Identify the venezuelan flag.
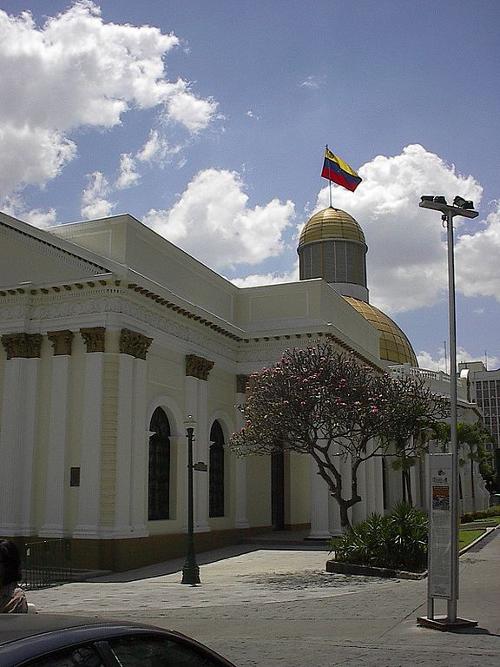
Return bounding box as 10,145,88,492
321,148,362,192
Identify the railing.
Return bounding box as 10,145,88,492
388,364,469,401
21,539,72,589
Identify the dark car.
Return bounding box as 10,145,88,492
0,615,237,667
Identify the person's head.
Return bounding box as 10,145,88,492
0,540,22,586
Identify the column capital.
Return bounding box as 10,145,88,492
48,330,74,356
119,328,153,360
80,327,106,353
1,333,42,359
236,374,249,394
185,354,214,381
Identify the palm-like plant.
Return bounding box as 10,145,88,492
333,502,428,571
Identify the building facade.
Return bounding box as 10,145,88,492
0,207,488,570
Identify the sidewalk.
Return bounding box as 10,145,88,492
26,530,500,666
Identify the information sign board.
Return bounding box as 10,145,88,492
428,453,453,599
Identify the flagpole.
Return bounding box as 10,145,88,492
326,144,332,208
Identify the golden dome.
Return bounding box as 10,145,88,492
298,207,365,246
343,297,418,367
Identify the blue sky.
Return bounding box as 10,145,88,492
1,1,499,369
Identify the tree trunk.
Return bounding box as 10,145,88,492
403,470,413,506
470,457,476,512
337,497,352,532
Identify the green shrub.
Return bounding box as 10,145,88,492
332,502,428,572
461,505,500,523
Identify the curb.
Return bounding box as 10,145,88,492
459,525,497,556
325,560,426,580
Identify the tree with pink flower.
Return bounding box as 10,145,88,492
230,343,448,530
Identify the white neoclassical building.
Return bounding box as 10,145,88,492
0,207,488,570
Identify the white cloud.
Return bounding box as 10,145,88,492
0,126,76,199
1,193,57,228
230,264,299,288
115,153,140,190
23,208,57,228
137,129,170,163
315,144,483,313
81,171,114,219
0,2,217,198
246,110,260,120
299,75,325,89
417,348,499,372
164,84,218,133
455,202,500,300
143,168,294,270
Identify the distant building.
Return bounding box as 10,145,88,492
459,361,500,487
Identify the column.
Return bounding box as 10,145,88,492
40,330,74,537
372,454,385,515
341,453,353,528
352,458,367,524
115,329,153,536
130,357,149,535
185,354,214,533
308,453,332,539
364,447,377,515
0,333,42,535
73,327,105,538
234,375,249,528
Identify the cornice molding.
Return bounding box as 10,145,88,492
119,328,153,360
80,327,106,353
47,329,74,356
24,292,238,360
186,354,214,381
1,333,43,359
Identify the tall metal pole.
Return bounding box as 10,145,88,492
182,425,200,585
417,195,477,630
445,210,459,622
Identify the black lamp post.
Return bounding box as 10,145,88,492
182,415,203,585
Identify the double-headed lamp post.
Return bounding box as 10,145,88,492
418,195,478,629
181,415,207,585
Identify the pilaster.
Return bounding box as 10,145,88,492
40,331,74,537
308,456,332,539
234,375,249,528
0,333,41,535
130,358,149,535
114,329,152,536
73,328,105,538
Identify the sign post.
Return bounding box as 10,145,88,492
418,453,477,629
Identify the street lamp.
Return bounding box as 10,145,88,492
418,195,478,630
181,415,207,585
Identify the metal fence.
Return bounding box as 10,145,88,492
21,539,72,589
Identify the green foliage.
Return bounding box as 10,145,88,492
461,506,500,523
333,502,428,572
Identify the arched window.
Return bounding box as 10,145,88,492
148,407,171,521
209,420,225,517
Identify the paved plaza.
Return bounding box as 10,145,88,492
25,531,500,666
